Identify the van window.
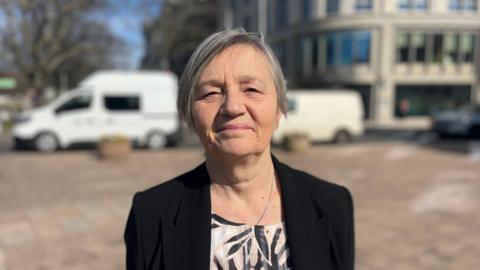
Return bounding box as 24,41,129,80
104,96,140,111
55,95,92,114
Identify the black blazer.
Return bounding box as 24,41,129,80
124,155,355,270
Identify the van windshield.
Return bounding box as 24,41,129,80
55,94,92,114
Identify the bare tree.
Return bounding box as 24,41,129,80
141,0,218,76
0,0,125,97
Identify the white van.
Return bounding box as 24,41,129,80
13,71,179,152
272,90,364,144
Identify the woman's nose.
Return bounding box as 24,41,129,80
220,91,245,117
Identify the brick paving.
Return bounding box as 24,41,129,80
0,139,479,269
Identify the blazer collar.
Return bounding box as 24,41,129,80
161,163,212,270
272,155,330,269
161,155,330,270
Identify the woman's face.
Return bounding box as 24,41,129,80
192,44,281,158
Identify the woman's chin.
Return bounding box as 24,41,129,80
208,141,267,158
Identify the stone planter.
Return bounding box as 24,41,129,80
97,136,132,160
283,133,310,152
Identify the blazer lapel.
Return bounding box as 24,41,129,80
161,163,212,270
273,156,331,269
161,158,331,270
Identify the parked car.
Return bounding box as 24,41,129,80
430,103,480,139
272,89,364,144
13,71,179,152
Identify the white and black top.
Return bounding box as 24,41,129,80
210,213,292,270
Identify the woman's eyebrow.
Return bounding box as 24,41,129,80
239,75,265,87
197,79,225,89
238,75,257,83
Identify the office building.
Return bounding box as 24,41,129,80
219,0,480,125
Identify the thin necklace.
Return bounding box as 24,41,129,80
254,170,275,226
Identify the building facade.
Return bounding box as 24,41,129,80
219,0,480,125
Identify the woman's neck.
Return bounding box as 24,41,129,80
206,149,283,225
206,149,274,199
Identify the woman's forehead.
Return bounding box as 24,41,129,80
198,44,273,84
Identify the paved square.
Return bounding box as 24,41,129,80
0,138,479,269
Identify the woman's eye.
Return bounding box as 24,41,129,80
245,88,260,93
201,91,221,99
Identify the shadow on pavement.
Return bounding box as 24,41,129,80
363,128,480,155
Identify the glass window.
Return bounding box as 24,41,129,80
327,32,337,66
327,0,340,14
242,16,251,31
276,0,288,29
412,33,427,62
104,96,140,111
340,32,353,65
302,0,312,21
432,34,444,63
398,0,429,11
325,30,371,67
353,31,371,63
311,37,319,69
232,0,239,26
272,43,288,73
267,0,274,33
449,0,478,10
398,0,410,10
397,31,475,65
449,0,461,9
460,34,475,62
318,34,327,68
415,0,428,10
397,32,410,62
356,0,373,10
445,34,460,64
395,85,471,116
464,0,477,10
296,39,306,74
55,95,92,113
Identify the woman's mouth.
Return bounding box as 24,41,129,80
217,124,252,132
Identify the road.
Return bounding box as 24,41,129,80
0,132,479,269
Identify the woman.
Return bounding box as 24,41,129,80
124,29,355,270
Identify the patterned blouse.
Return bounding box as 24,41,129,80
210,213,292,270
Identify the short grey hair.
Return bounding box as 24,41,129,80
177,28,288,130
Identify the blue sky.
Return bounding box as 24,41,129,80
106,0,161,69
108,14,145,68
0,0,160,69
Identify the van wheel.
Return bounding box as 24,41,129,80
34,132,59,152
334,130,352,144
146,131,166,149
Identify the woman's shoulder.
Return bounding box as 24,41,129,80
274,155,349,197
292,168,350,199
282,163,353,215
287,165,354,242
131,162,207,213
